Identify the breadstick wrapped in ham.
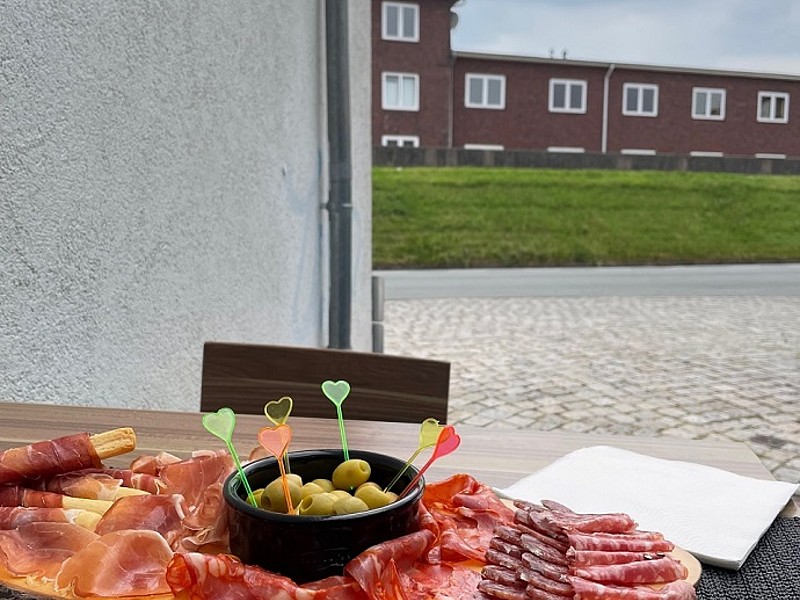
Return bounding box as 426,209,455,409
0,483,114,515
0,428,136,485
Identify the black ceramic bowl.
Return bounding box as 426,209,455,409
223,449,424,583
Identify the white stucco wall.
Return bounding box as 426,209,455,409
0,1,372,411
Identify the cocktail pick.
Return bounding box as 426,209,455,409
258,424,295,514
264,396,294,473
321,380,351,461
384,418,444,493
202,407,258,508
399,425,461,499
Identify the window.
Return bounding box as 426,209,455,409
692,87,726,120
757,91,789,123
381,135,420,148
382,72,419,111
463,143,504,151
549,79,587,113
465,74,506,109
623,84,659,117
382,2,419,42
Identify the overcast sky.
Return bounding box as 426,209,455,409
451,0,800,76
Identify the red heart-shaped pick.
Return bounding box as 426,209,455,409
258,424,293,459
431,425,461,460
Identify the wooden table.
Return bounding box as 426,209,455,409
0,400,789,493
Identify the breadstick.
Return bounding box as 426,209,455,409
73,510,102,531
89,428,137,459
113,487,150,499
61,496,114,515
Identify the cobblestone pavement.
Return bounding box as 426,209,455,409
383,296,800,486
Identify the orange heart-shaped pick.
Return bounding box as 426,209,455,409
264,396,293,426
258,424,293,459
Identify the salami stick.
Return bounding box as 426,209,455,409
0,428,136,485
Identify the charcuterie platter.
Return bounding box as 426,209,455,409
0,404,703,600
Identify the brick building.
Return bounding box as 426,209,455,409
372,0,800,159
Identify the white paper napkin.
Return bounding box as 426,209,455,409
497,445,798,570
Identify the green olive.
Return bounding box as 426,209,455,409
285,473,303,486
260,477,303,513
386,491,398,503
356,481,380,492
328,490,352,501
333,495,370,515
251,488,265,506
301,482,326,498
354,485,394,509
310,478,335,493
298,492,337,516
332,459,371,490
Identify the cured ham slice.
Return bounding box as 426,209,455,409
93,467,163,494
94,495,186,545
157,450,234,508
130,451,183,476
573,557,688,585
422,473,515,563
55,529,174,597
0,522,98,579
0,506,85,529
0,433,102,485
176,481,229,552
569,577,697,599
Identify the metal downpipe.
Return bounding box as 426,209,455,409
325,0,353,349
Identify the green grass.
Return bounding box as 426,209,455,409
372,167,800,268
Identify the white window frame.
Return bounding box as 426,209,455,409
622,83,659,117
463,143,504,151
464,73,506,110
547,146,585,153
549,79,587,114
381,135,420,148
692,87,726,121
757,91,789,123
381,2,419,43
381,72,419,111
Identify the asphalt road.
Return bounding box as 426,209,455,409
375,263,800,300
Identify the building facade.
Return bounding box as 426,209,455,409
373,1,800,159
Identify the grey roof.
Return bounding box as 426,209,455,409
453,50,800,82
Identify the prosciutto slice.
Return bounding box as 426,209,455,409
0,522,99,579
42,471,127,500
92,467,164,494
55,529,174,597
95,495,186,544
0,433,102,485
0,506,84,529
422,473,515,563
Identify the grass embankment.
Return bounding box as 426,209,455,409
372,167,800,268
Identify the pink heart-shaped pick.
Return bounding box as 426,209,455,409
258,425,293,459
431,425,461,460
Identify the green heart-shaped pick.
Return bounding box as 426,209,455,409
265,396,293,426
202,407,236,442
321,380,351,407
419,418,444,449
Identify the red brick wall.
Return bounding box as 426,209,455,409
607,69,800,156
452,58,606,151
372,0,456,147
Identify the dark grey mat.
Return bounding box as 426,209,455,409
697,517,800,600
